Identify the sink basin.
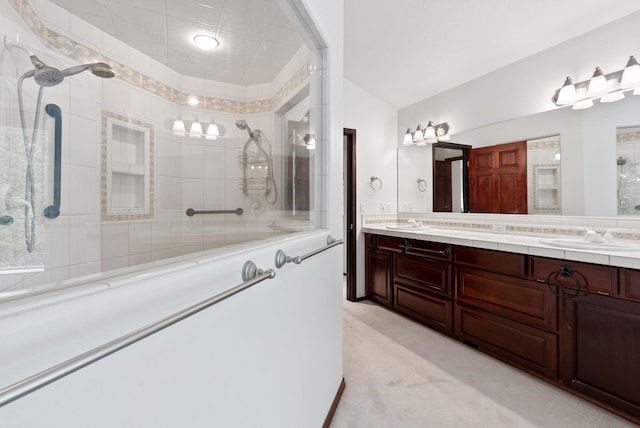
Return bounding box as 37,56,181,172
386,224,428,230
539,238,640,251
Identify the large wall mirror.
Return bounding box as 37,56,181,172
398,95,640,217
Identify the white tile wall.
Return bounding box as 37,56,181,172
1,0,320,293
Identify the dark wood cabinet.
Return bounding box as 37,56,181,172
392,239,453,333
561,293,640,420
456,305,558,378
364,233,640,424
365,245,394,307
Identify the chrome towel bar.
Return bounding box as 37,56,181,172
275,235,343,268
186,208,243,216
0,261,274,408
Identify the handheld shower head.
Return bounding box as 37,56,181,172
617,155,628,166
236,119,254,137
61,62,115,79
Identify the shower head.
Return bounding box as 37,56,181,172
24,54,115,87
617,155,628,166
236,119,254,137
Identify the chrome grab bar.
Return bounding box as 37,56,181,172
186,208,243,216
0,261,275,408
275,235,343,268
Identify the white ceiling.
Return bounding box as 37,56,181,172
344,0,640,108
49,0,304,86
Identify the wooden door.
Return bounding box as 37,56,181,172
469,141,527,214
434,160,452,212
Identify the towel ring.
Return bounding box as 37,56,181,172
417,178,427,192
370,176,382,191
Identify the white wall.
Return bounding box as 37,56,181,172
343,79,397,296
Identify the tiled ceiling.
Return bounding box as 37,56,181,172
49,0,304,86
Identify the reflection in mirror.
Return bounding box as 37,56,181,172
617,126,640,215
398,144,430,212
433,143,469,213
399,95,640,217
527,136,561,214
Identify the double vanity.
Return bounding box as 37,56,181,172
363,216,640,423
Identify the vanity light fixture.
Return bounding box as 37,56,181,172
193,34,219,51
205,122,220,140
413,124,425,143
556,77,577,105
172,117,222,139
403,121,450,146
554,55,640,109
189,118,203,137
402,128,413,145
621,56,640,89
587,67,606,97
172,117,186,136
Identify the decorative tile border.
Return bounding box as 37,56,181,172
9,0,310,114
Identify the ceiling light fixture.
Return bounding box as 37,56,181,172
554,55,640,109
193,34,219,51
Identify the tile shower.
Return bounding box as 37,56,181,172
0,0,320,293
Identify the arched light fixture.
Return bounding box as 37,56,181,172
193,34,219,51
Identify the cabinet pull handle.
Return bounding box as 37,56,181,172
545,264,582,299
399,242,450,257
596,290,611,296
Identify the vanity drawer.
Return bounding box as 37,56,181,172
377,235,403,252
395,254,451,296
529,257,618,296
400,239,452,261
394,284,453,335
456,266,557,331
454,246,526,277
455,305,558,379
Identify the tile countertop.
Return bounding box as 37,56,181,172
362,225,640,269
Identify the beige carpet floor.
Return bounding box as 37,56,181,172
331,297,636,428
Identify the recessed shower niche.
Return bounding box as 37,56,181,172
101,109,155,221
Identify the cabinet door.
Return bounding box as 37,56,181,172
562,294,640,420
366,249,393,307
